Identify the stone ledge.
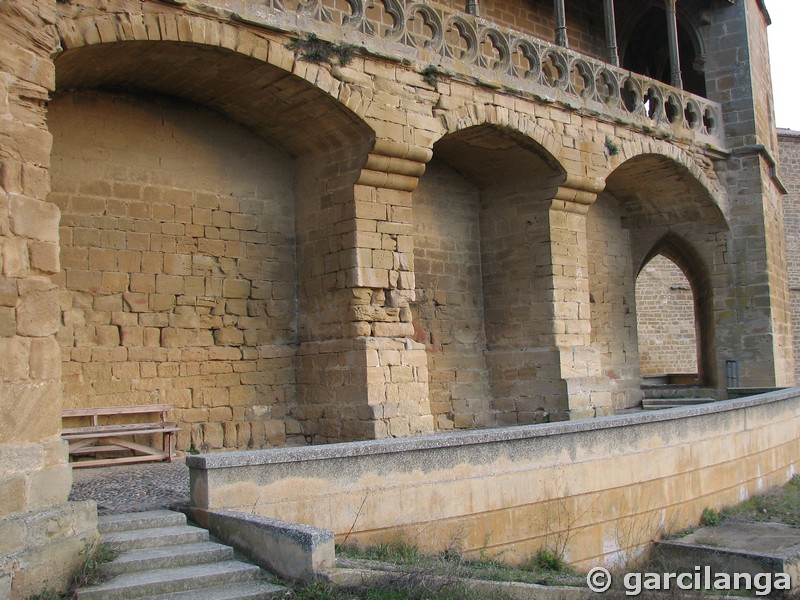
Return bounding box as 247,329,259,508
186,387,799,470
331,561,586,600
186,509,334,582
656,522,800,587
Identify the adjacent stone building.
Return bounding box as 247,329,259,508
779,129,800,383
1,0,794,596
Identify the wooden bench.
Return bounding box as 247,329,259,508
61,404,179,468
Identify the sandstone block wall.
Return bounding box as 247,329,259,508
779,130,800,382
704,0,795,386
0,3,97,599
413,159,492,430
635,254,698,376
49,91,297,451
2,0,796,592
31,0,788,448
586,194,640,409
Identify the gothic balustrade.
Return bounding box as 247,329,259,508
216,0,725,148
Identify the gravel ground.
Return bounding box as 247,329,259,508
68,459,190,515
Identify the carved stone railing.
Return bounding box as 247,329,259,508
195,0,726,148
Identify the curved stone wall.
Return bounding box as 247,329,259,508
188,388,800,568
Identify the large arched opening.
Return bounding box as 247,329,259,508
592,152,727,405
617,1,707,97
50,38,374,452
412,124,567,428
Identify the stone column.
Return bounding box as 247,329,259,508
0,2,98,598
350,140,435,439
554,0,569,47
664,0,683,88
703,0,794,386
294,139,435,443
603,0,619,66
548,181,604,418
482,177,603,423
466,0,479,16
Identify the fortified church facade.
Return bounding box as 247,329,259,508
0,0,792,596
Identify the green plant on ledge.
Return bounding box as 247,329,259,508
421,64,444,87
287,33,359,67
699,507,722,527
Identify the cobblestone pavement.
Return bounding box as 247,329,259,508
68,459,190,515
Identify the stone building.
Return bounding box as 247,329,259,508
1,0,793,596
779,129,800,382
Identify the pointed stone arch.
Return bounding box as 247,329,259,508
588,147,727,405
637,233,716,386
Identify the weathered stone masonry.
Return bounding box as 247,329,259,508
1,0,794,596
780,129,800,383
635,255,698,377
44,0,757,447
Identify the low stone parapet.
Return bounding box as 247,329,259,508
188,388,800,568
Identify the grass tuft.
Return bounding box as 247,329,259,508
722,474,800,526
527,547,569,573
699,507,722,527
338,541,582,592
338,541,421,564
287,33,359,67
27,542,118,600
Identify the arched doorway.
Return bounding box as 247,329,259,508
596,152,729,400
635,253,699,384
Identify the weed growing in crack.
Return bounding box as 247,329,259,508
288,33,359,67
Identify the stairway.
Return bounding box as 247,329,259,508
76,510,290,600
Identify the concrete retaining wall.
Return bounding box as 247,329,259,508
187,388,800,569
187,510,334,582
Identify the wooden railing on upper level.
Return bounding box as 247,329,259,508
178,0,726,148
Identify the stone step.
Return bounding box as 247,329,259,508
104,541,234,576
136,580,291,600
102,525,209,552
76,561,266,600
99,510,187,534
655,522,800,590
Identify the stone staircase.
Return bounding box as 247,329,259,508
75,510,291,600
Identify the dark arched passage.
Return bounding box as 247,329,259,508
618,2,707,97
